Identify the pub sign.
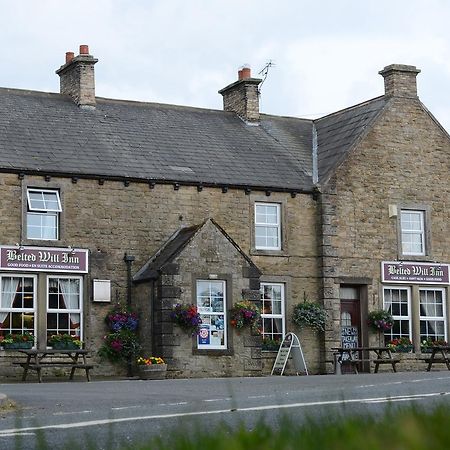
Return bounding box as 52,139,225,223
381,261,449,284
0,246,88,273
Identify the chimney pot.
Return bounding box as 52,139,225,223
65,52,75,64
219,65,262,123
241,67,251,79
56,45,98,107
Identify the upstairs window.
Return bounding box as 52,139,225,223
255,203,281,250
400,210,425,256
26,189,61,240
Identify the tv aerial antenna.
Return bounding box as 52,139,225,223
258,60,275,92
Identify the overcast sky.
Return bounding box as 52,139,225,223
3,0,450,130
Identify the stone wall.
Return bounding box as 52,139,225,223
0,173,321,378
321,95,450,371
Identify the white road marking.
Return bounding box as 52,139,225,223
0,433,36,437
0,391,448,437
358,375,450,389
53,410,92,416
204,398,232,402
363,398,424,404
111,406,141,411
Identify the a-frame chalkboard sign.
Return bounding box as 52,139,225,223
271,332,308,376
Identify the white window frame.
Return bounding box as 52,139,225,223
419,288,447,342
46,276,83,342
400,209,425,256
196,280,227,350
383,286,411,343
0,274,37,340
26,188,62,241
254,202,281,251
260,282,285,344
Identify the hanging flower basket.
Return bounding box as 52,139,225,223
367,310,394,332
229,301,261,333
292,301,326,332
171,304,202,335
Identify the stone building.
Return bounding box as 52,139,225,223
0,46,449,378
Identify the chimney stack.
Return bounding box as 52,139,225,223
379,64,420,98
56,45,98,107
219,65,262,123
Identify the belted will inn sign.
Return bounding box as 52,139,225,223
381,261,450,284
0,246,88,273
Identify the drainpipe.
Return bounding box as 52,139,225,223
124,253,135,377
124,253,135,306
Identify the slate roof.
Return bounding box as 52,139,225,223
0,88,313,192
0,87,390,190
133,223,203,282
133,219,261,282
315,96,390,182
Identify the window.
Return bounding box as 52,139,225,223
26,188,62,240
0,275,36,338
419,288,447,342
261,283,285,344
47,277,82,341
383,286,411,344
400,210,425,256
196,280,226,349
255,203,281,250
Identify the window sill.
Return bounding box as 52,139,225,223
251,248,288,257
192,348,234,356
399,255,432,262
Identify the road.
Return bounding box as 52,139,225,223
1,371,450,449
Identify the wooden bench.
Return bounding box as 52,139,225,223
419,346,450,371
15,349,94,383
332,347,399,374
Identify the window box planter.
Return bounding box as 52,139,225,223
3,342,33,350
51,341,80,350
392,345,414,353
137,363,167,380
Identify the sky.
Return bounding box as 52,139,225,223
2,0,450,129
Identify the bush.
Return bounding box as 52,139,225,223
99,329,141,363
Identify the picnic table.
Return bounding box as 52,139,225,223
331,346,400,374
15,348,93,382
422,345,450,371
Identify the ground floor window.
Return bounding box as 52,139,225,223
47,276,82,341
0,275,36,337
419,288,446,342
383,286,411,344
196,280,226,350
0,273,83,347
261,282,285,346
